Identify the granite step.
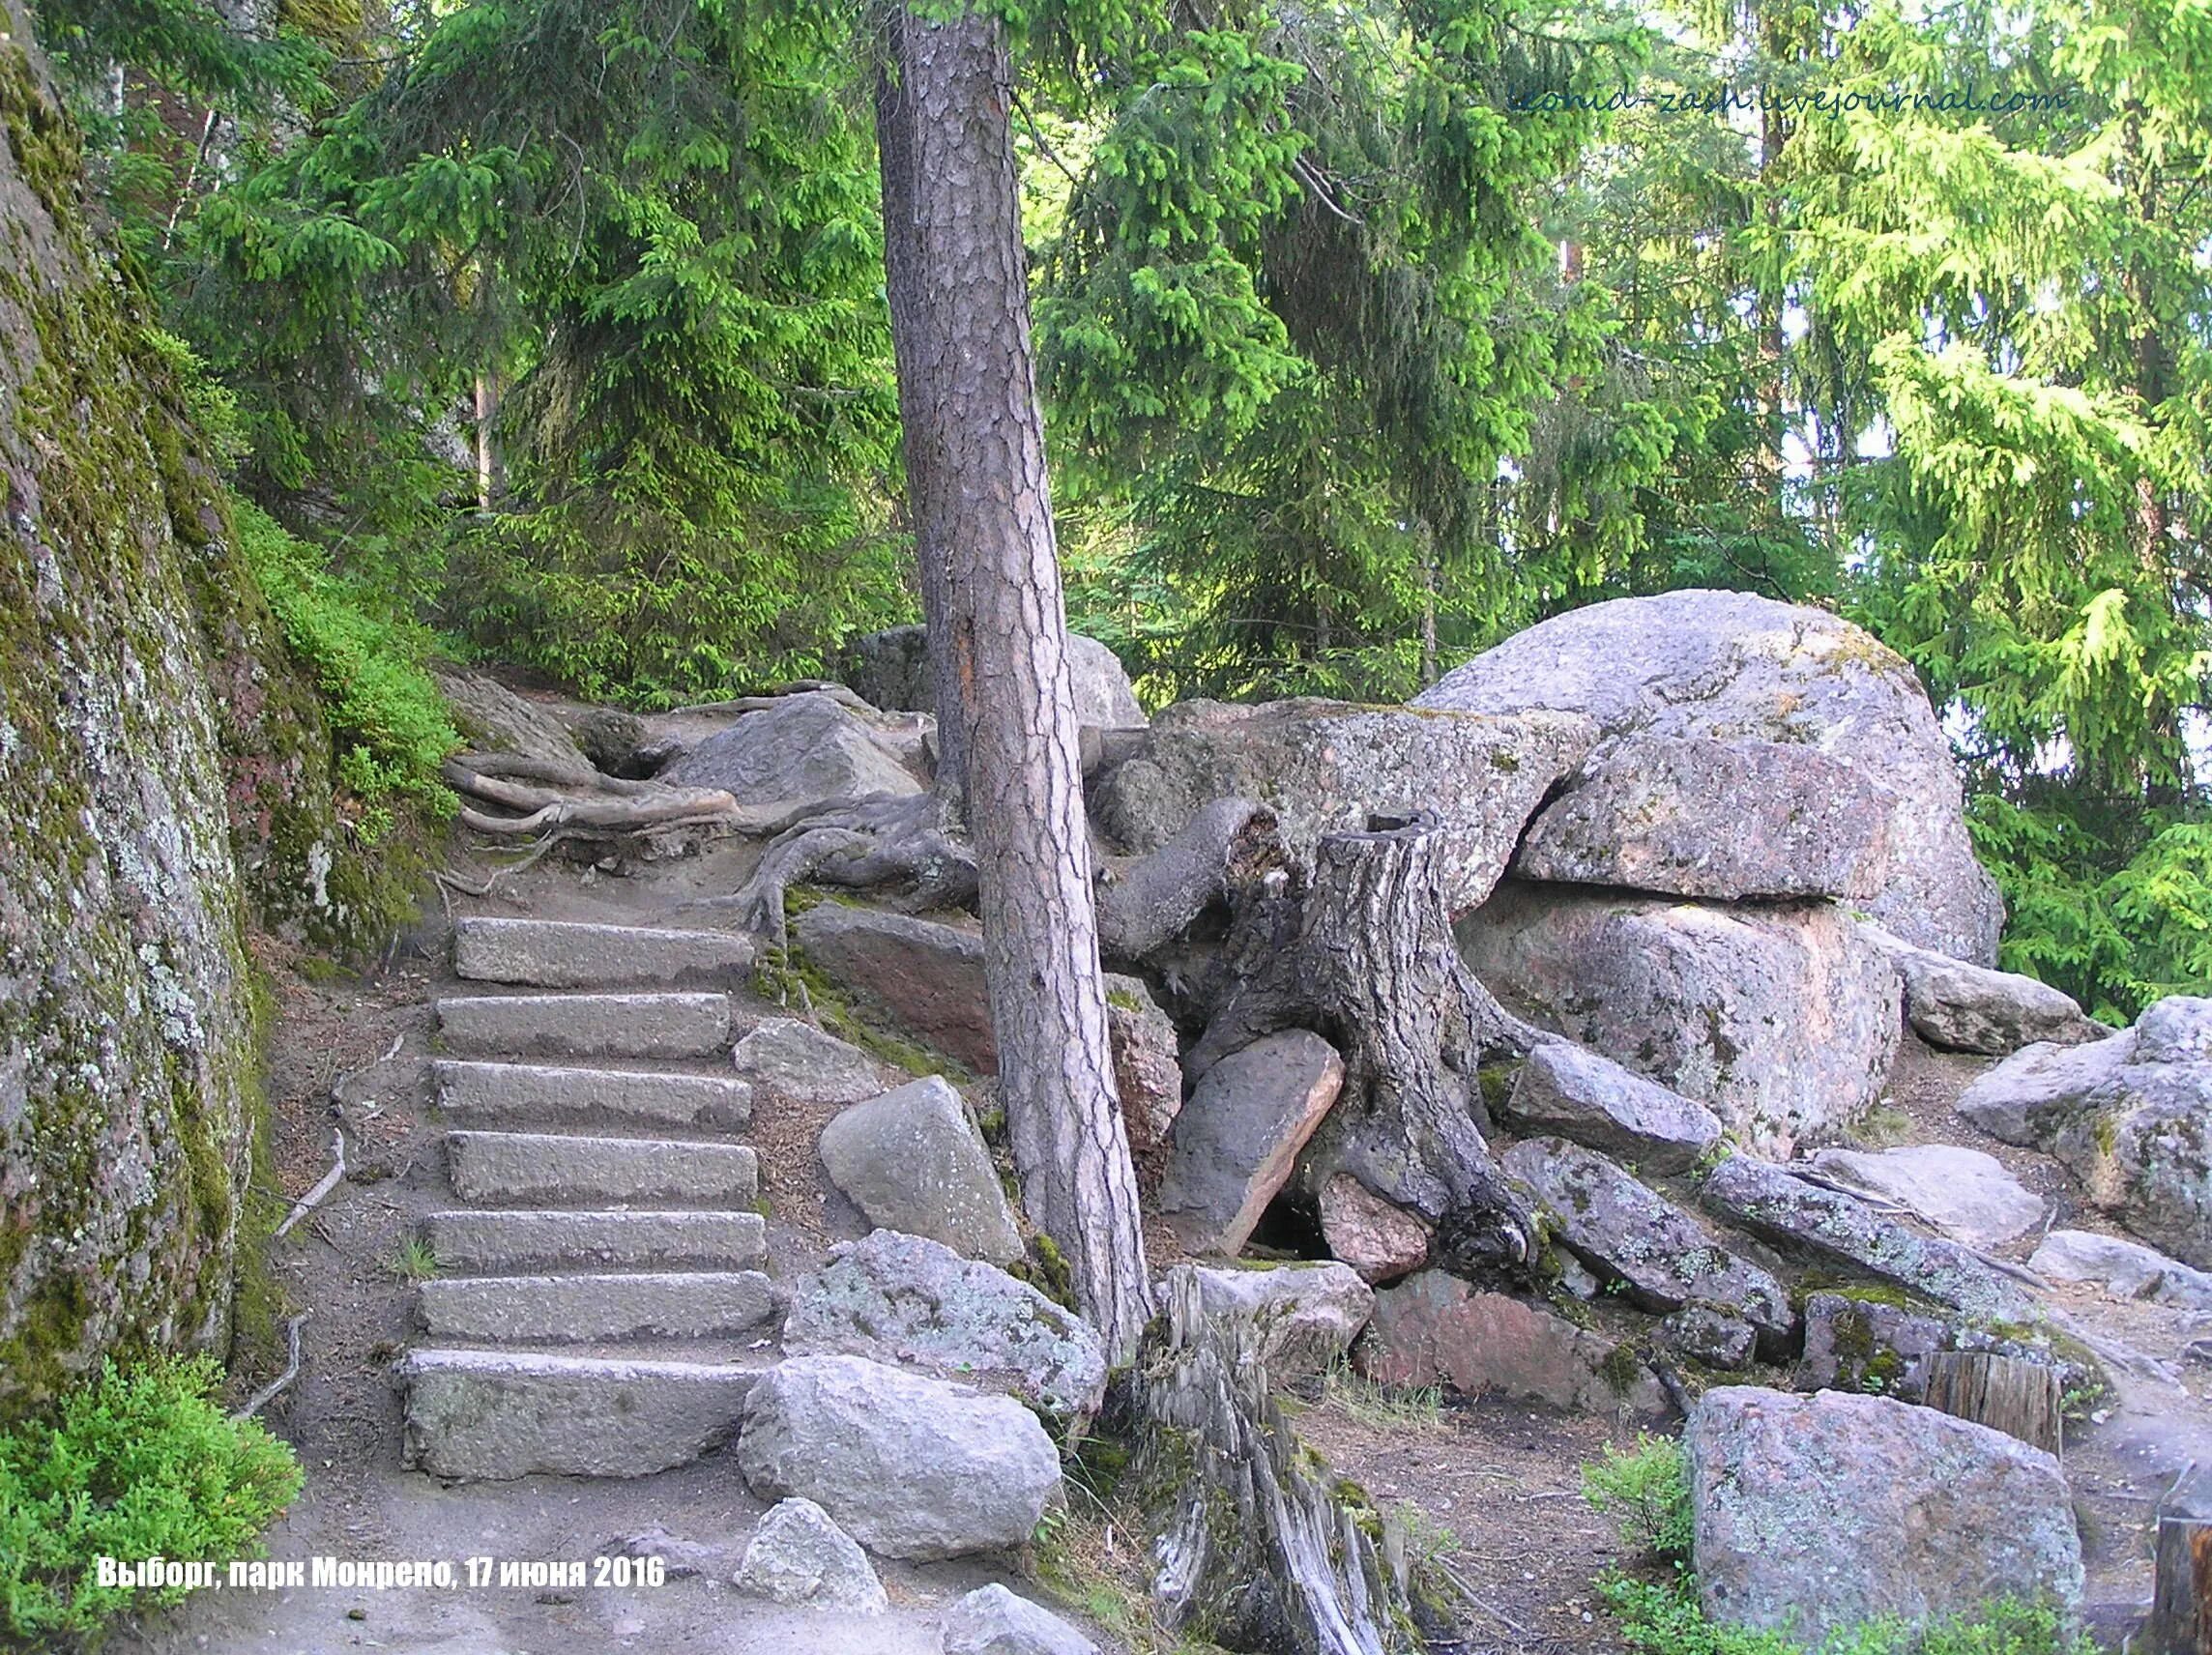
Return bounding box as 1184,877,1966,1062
416,1270,780,1345
434,993,731,1060
431,1060,751,1128
419,1208,769,1274
445,1130,758,1206
453,916,756,991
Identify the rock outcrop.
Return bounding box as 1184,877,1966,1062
1361,1271,1669,1414
1414,589,2003,962
1958,998,2212,1266
2029,1228,2212,1310
793,904,994,1073
1684,1386,2081,1642
1861,924,2105,1055
659,690,920,815
1462,884,1901,1158
1804,1144,2046,1250
1092,698,1597,912
1498,1042,1723,1174
840,624,1147,730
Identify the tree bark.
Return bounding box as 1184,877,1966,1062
873,1,1152,1359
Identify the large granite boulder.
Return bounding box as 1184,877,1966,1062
1415,590,2002,962
435,668,585,767
732,1497,888,1613
1684,1387,2081,1643
737,1355,1062,1561
1461,884,1901,1159
794,904,994,1073
1499,1042,1723,1174
1174,1261,1375,1382
1157,1031,1346,1254
1091,698,1597,913
659,691,921,814
1516,735,1894,902
1860,925,2105,1055
817,1078,1023,1265
1804,1144,2046,1250
1700,1156,2030,1321
1958,998,2212,1267
783,1231,1107,1419
841,624,1146,729
1361,1271,1669,1414
1500,1139,1791,1344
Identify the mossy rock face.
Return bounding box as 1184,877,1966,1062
0,12,356,1418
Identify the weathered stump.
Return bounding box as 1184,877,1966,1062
2153,1462,2212,1655
1125,1269,1419,1654
1190,812,1538,1276
1922,1350,2063,1454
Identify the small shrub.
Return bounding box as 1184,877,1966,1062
1595,1577,2093,1655
0,1355,303,1640
1582,1433,1694,1562
384,1238,439,1281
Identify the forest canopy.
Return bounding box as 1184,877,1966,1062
38,0,2212,1019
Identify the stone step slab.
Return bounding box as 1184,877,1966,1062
420,1209,769,1273
432,1060,751,1128
454,916,756,990
399,1349,761,1479
416,1271,780,1344
435,993,731,1060
446,1131,758,1206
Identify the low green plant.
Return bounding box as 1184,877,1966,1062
1582,1433,1694,1562
1595,1577,2092,1655
0,1355,303,1640
232,497,458,818
385,1238,440,1281
1319,1358,1445,1431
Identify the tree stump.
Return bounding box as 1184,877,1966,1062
1125,1269,1418,1655
1921,1351,2063,1455
2153,1462,2212,1655
1191,812,1539,1276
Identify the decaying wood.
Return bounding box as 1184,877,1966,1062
1095,797,1279,963
1922,1350,2063,1454
1189,812,1541,1277
1126,1269,1419,1655
231,1313,309,1423
275,1129,346,1240
2153,1461,2212,1655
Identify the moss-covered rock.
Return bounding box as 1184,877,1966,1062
0,6,367,1416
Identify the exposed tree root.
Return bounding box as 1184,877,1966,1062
697,791,977,935
1095,796,1280,964
444,752,796,839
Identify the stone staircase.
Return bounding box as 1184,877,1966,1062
396,916,784,1480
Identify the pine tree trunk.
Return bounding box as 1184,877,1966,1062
874,1,1152,1359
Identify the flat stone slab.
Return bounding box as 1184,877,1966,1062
446,1131,758,1206
435,993,732,1060
420,1209,768,1273
2029,1228,2212,1311
432,1060,752,1127
1158,1031,1345,1255
1500,1041,1722,1174
417,1271,779,1343
400,1349,760,1479
1806,1144,2046,1250
454,916,756,990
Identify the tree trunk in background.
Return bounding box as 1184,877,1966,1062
873,1,1153,1359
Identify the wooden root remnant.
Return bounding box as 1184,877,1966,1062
1126,1269,1419,1655
1190,810,1540,1278
2153,1461,2212,1655
1921,1350,2063,1455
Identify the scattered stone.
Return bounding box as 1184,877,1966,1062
1959,1000,2212,1268
737,1355,1062,1561
1555,1254,1603,1301
1684,1386,2082,1643
1860,924,2105,1054
732,1018,895,1106
794,904,995,1073
1174,1261,1375,1382
1806,1145,2047,1250
1413,589,2004,962
454,916,756,991
784,1231,1107,1418
940,1584,1100,1655
599,1525,737,1582
2028,1230,2212,1311
659,691,921,817
1361,1271,1669,1414
1517,735,1893,902
1700,1155,2030,1321
1091,697,1597,912
1319,1175,1431,1285
818,1078,1023,1266
1500,1139,1791,1341
1158,1031,1346,1254
1461,884,1901,1160
733,1497,888,1614
1499,1042,1723,1174
1796,1292,2093,1407
840,624,1145,730
1104,973,1182,1156
1659,1307,1759,1370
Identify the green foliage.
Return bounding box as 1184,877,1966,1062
232,497,457,820
1582,1433,1694,1563
1595,1577,2092,1655
0,1355,302,1640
